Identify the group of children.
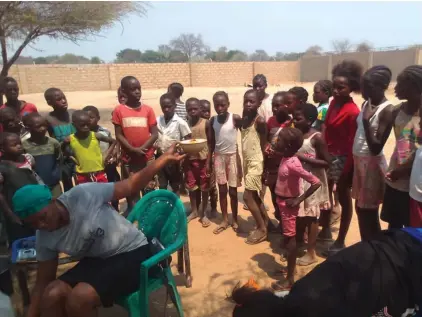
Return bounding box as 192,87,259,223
1,61,422,295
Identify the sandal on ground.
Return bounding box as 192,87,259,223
296,256,318,267
245,230,267,245
213,223,230,235
201,217,211,228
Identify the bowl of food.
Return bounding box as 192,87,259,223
178,139,207,154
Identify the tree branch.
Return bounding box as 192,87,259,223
1,28,38,76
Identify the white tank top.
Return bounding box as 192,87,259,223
213,113,237,154
353,99,391,156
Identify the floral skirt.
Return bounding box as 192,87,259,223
352,155,387,209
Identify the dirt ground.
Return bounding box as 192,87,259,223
17,84,398,317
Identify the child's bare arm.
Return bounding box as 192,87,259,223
297,134,331,168
205,120,212,173
256,116,267,154
140,125,158,152
209,117,216,156
233,114,243,129
114,125,137,153
363,104,394,156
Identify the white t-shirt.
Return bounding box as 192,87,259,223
156,113,191,152
258,94,273,123
410,147,422,202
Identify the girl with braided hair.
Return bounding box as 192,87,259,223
381,65,422,229
352,65,394,241
323,60,363,256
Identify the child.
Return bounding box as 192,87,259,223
210,91,242,234
312,80,333,132
185,98,212,227
293,103,331,266
83,105,121,210
352,66,394,241
283,90,301,115
156,93,191,194
252,74,273,211
168,82,189,196
44,87,76,192
241,90,268,244
288,86,309,104
381,65,422,229
272,127,321,291
254,74,273,123
168,82,187,122
112,76,158,214
22,113,62,198
200,99,218,216
65,110,116,184
263,91,292,229
0,107,30,141
0,133,39,244
0,77,37,125
323,60,363,256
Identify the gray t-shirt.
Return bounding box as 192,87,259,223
36,183,147,261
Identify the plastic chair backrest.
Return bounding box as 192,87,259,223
127,190,187,248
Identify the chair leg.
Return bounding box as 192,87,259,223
183,237,192,288
137,283,150,317
166,271,184,317
177,248,184,274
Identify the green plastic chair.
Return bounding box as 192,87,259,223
117,190,187,317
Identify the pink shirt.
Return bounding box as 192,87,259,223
275,156,320,198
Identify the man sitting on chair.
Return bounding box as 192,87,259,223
11,144,185,317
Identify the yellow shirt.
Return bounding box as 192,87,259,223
69,132,104,174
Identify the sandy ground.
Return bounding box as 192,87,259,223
16,84,399,317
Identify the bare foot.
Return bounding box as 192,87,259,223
187,212,199,223
200,216,211,228
297,252,318,266
231,221,239,232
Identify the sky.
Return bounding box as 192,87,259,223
21,1,422,62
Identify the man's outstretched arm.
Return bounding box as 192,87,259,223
112,144,185,201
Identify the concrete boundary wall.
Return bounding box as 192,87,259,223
8,61,298,94
300,48,422,82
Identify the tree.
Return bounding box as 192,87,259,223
304,45,323,56
15,56,33,64
56,53,90,64
168,50,189,63
249,49,270,61
170,33,208,61
0,1,148,77
116,49,143,63
158,44,172,60
332,39,353,54
33,56,48,64
355,41,373,52
274,52,285,61
90,56,102,64
140,50,166,63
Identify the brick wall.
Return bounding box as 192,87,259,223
8,61,299,94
